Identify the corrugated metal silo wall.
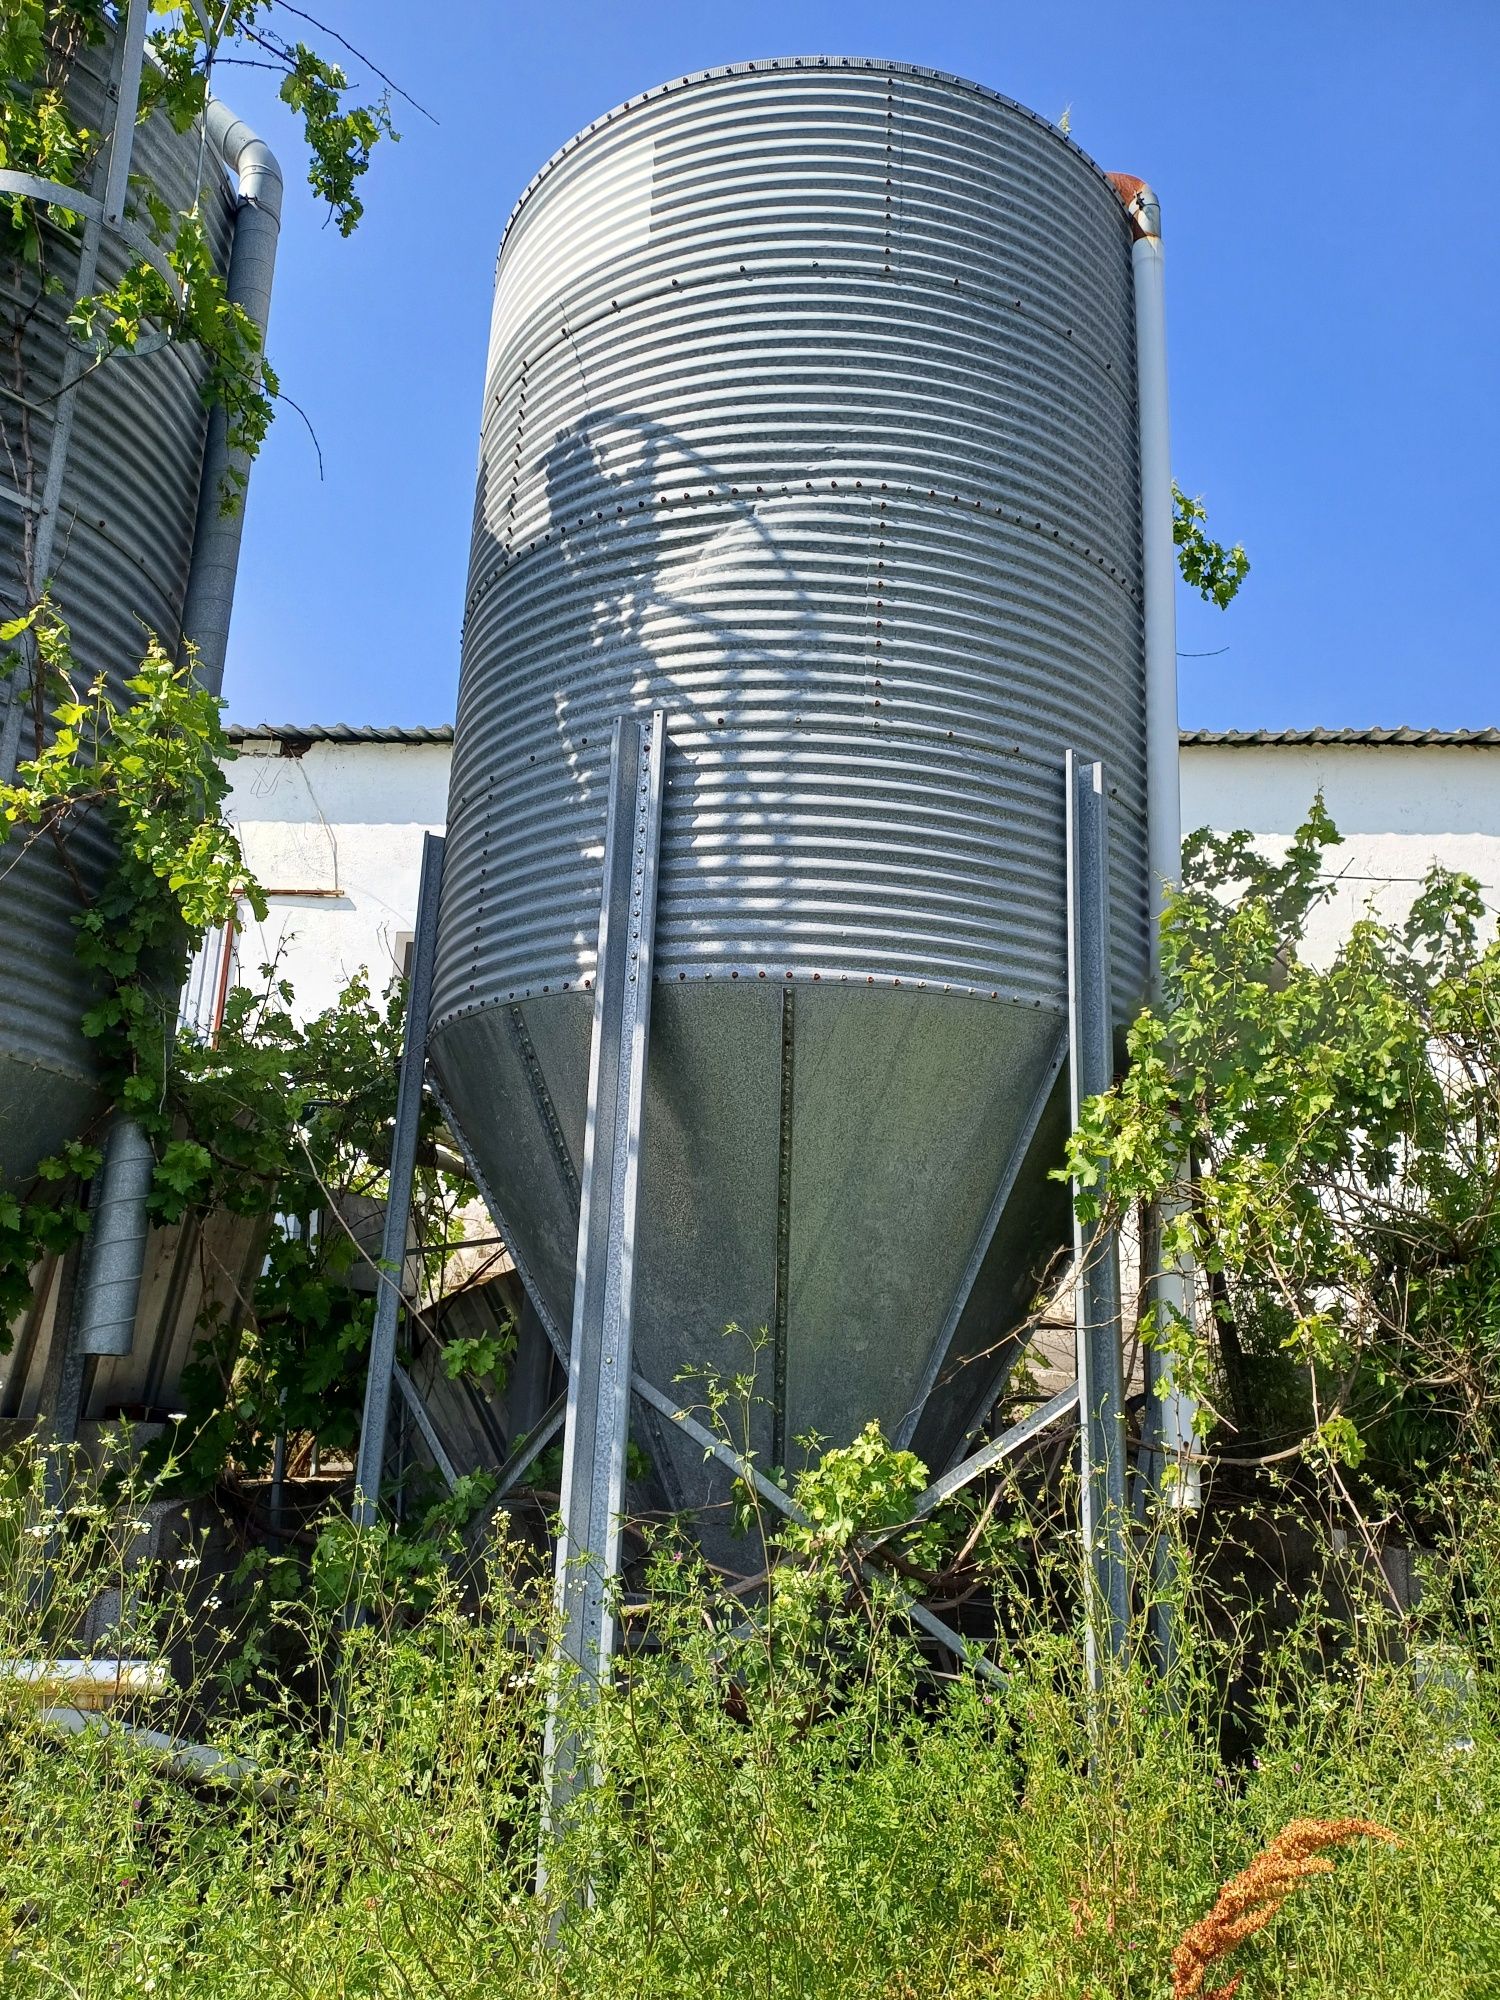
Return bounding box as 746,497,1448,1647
432,60,1150,1478
0,29,235,1184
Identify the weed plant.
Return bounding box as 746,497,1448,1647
2,1446,1498,1998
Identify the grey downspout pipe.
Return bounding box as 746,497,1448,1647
1108,172,1202,1546
179,99,283,696
70,104,282,1380
75,1117,156,1357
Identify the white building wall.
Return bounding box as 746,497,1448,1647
217,736,451,1021
206,732,1500,1019
1179,742,1500,961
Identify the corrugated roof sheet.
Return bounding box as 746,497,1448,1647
227,723,455,744
1180,727,1500,747
226,722,1498,749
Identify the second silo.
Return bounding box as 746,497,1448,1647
0,19,277,1186
431,59,1150,1489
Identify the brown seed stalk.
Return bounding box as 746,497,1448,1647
1170,1817,1398,2000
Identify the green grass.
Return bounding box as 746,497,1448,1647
2,1458,1499,1998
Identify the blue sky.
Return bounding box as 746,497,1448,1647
218,1,1497,731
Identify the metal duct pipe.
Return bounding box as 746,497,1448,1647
76,1118,155,1357
1110,172,1200,1511
73,104,281,1368
179,100,283,695
1108,175,1177,950
65,103,278,1392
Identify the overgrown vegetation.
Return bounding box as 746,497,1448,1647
10,25,1485,1986
1173,482,1251,610
0,601,476,1493
1066,805,1500,1527
1,1442,1497,1998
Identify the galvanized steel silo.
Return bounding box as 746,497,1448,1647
0,26,275,1187
431,59,1151,1487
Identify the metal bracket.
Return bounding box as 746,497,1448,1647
543,710,666,1817
352,832,445,1529
1065,750,1130,1680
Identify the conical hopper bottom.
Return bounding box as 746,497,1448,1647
430,980,1072,1522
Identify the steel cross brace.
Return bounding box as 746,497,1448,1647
630,1374,1007,1686
870,1382,1081,1549
543,711,667,1818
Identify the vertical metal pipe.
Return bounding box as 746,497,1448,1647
543,710,665,1827
1113,175,1202,1543
38,1238,90,1455
75,1117,155,1357
1066,751,1129,1680
352,832,445,1528
179,102,283,695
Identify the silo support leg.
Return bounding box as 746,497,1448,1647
352,831,445,1530
543,712,666,1829
1065,752,1130,1682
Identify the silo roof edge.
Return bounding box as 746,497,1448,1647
494,56,1128,273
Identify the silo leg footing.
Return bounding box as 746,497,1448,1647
1066,752,1131,1681
542,712,666,1836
